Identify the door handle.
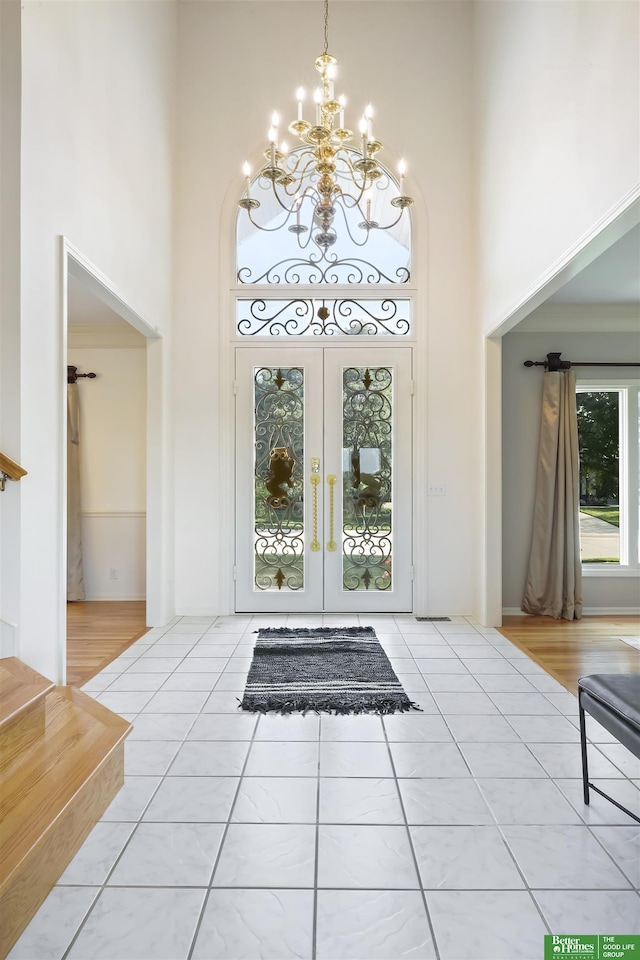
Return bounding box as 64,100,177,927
327,475,337,551
310,458,321,551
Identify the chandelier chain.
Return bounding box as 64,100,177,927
324,0,329,55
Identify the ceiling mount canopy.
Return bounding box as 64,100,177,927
238,0,413,259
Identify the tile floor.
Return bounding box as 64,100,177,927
9,615,640,960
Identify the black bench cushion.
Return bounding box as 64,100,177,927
578,674,640,735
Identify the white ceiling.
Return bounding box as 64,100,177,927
68,274,131,326
546,223,640,305
67,275,147,348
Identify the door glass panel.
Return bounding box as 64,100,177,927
254,367,304,590
342,366,393,590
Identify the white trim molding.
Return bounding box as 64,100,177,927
488,188,640,338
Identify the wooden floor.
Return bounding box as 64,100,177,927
500,614,640,694
66,601,148,687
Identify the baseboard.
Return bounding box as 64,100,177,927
583,606,640,616
0,618,17,658
81,595,146,602
175,608,223,618
503,606,640,616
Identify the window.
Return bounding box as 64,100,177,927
577,383,640,573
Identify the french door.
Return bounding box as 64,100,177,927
235,347,413,612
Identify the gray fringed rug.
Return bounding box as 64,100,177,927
239,626,421,715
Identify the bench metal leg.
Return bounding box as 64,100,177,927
579,700,640,825
579,702,590,805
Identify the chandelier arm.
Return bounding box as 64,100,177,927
291,183,324,250
245,208,294,233
282,152,316,184
366,210,406,232
294,220,317,252
331,202,375,248
267,179,300,215
333,172,369,208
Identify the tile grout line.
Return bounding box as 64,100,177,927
185,619,262,960
381,710,442,960
311,711,322,960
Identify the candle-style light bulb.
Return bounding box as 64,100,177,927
338,94,346,129
398,157,406,194
359,116,367,155
268,126,277,166
365,103,374,141
296,87,305,122
281,140,289,155
271,111,280,129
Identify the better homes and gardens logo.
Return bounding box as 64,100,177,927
544,936,640,959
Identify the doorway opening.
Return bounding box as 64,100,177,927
63,243,162,684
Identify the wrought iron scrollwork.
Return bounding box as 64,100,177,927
238,255,410,285
237,298,411,337
342,366,393,591
254,367,304,591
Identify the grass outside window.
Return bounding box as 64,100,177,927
580,506,620,527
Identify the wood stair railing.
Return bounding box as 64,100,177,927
0,657,131,958
0,452,27,493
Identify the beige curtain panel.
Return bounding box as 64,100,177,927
522,370,582,620
67,383,86,601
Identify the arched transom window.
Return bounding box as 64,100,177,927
235,148,413,338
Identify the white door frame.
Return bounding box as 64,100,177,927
61,239,169,680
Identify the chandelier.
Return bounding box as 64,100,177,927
238,0,412,257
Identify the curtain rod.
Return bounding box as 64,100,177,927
67,365,97,384
523,352,640,372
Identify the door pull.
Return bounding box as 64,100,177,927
310,458,321,551
327,475,337,551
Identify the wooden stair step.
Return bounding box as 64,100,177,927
0,657,55,727
0,657,57,775
0,684,131,959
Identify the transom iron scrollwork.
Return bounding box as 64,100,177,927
238,256,410,286
237,298,411,337
342,366,393,591
254,367,304,591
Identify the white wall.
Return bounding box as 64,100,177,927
18,1,176,681
174,1,479,617
502,326,640,613
67,346,146,601
0,0,22,656
475,0,640,334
